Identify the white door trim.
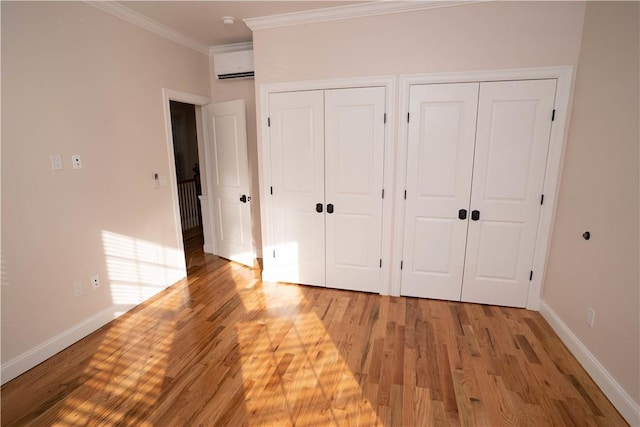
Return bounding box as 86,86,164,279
161,89,211,271
393,66,574,310
258,76,396,292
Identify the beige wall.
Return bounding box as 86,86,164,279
543,1,640,403
208,59,262,254
253,1,585,83
1,2,210,366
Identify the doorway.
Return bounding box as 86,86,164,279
169,101,204,259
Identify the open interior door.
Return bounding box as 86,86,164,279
206,99,254,267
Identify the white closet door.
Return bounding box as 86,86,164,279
401,83,479,300
325,87,386,293
461,79,556,307
268,91,325,286
207,100,254,267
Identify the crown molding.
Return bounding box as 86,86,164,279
86,1,209,55
244,0,485,31
86,1,486,55
209,42,254,56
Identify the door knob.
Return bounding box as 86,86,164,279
471,210,480,221
327,204,334,214
316,203,323,213
458,209,467,220
239,194,248,203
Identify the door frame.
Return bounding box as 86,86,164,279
161,89,212,263
393,66,574,310
258,76,396,291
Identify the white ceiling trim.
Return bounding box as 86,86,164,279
244,0,485,30
209,42,254,56
86,1,209,55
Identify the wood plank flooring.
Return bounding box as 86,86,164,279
1,248,627,426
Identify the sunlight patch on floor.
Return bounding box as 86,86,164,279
234,282,381,426
52,305,179,426
42,231,190,425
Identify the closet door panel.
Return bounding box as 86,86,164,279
462,79,556,307
268,91,325,286
325,87,386,293
401,83,479,300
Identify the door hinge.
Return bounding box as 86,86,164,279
379,259,382,268
551,110,556,122
270,186,273,195
273,249,276,258
384,113,387,124
540,194,544,205
529,270,533,281
407,112,410,123
381,189,385,199
400,260,404,270
267,117,271,127
404,190,407,200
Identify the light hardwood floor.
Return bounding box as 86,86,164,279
1,248,627,426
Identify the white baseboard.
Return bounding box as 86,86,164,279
540,301,640,425
1,304,135,385
203,243,214,254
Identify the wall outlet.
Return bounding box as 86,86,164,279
586,307,596,327
91,275,100,290
72,155,82,169
73,283,84,298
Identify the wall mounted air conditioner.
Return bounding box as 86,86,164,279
213,50,254,80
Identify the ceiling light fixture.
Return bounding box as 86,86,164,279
222,16,235,25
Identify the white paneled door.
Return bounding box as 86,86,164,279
207,99,254,267
401,83,479,301
401,79,556,307
267,87,386,292
268,90,326,286
461,79,557,307
325,87,386,292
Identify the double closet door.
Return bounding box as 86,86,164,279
268,87,386,293
401,79,556,307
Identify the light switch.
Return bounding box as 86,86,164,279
50,154,63,171
71,155,82,169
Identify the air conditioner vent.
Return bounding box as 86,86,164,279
213,50,254,80
217,71,255,80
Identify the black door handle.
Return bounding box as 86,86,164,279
458,209,467,220
471,210,480,221
240,194,247,203
327,204,334,214
316,203,323,213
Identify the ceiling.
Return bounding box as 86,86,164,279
118,1,364,47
